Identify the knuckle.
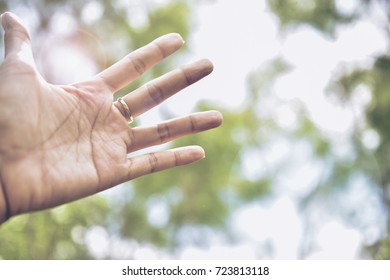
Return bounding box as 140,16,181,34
97,75,116,93
153,41,167,58
127,55,146,75
188,115,197,133
146,83,164,105
180,68,195,86
148,153,159,173
157,123,171,143
172,150,180,166
126,159,136,180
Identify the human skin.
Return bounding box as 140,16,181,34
0,12,222,223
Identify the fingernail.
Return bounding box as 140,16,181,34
164,33,185,46
210,110,223,128
192,146,205,160
171,33,185,44
154,33,185,58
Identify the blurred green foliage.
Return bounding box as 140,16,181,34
267,0,390,259
268,0,355,35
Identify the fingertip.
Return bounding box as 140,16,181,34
190,145,206,160
1,11,31,41
196,110,223,129
199,58,214,75
1,12,20,29
1,11,10,30
182,59,214,85
209,110,223,128
169,33,185,45
155,33,185,57
174,145,205,164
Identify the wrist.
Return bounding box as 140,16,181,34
0,204,6,224
0,175,9,224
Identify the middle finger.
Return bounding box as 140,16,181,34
114,59,213,121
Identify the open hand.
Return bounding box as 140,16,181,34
0,12,222,223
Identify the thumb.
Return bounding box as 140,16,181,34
1,12,35,65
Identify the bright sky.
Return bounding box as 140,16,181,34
165,0,388,260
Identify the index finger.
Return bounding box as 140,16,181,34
94,33,185,93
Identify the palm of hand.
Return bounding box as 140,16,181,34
0,59,131,215
0,12,222,222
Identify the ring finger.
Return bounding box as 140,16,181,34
128,110,223,153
